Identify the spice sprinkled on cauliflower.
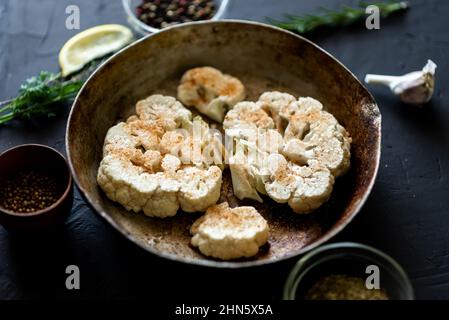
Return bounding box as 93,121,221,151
177,67,245,123
190,202,269,260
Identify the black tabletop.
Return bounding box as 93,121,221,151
0,0,448,300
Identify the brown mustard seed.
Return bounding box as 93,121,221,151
306,274,389,300
0,169,62,214
136,0,216,29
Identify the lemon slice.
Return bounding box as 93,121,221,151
59,24,133,77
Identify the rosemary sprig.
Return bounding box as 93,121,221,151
268,1,408,34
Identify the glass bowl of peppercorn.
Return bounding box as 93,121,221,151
284,242,414,300
123,0,229,35
0,144,73,231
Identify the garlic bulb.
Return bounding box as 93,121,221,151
364,60,437,105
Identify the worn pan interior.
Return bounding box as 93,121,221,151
66,21,381,267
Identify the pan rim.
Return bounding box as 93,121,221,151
66,19,381,268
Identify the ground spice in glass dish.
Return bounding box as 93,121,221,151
0,169,62,214
136,0,216,29
305,274,389,300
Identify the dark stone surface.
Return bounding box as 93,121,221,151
0,0,448,299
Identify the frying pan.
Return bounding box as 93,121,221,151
66,20,381,267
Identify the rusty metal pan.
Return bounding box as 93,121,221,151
66,20,381,268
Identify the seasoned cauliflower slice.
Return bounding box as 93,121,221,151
97,154,180,217
97,94,224,218
223,92,350,214
258,93,351,176
190,202,269,260
177,67,245,123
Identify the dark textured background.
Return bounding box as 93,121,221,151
0,0,448,300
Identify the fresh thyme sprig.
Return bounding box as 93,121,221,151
268,1,409,34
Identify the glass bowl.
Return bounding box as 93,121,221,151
122,0,230,35
283,242,414,300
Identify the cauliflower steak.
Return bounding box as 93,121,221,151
223,92,351,214
177,67,245,123
190,202,269,260
97,94,223,218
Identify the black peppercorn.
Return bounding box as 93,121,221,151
136,0,216,29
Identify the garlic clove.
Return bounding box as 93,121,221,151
364,60,437,105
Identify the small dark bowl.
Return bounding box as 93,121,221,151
284,242,414,300
0,144,73,231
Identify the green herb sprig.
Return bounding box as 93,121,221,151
0,55,111,125
0,72,82,124
268,1,408,34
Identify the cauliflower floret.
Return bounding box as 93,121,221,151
126,118,164,151
177,165,222,212
263,153,297,203
282,138,315,166
190,202,269,260
229,143,264,203
177,67,245,123
136,94,192,130
97,94,224,218
259,91,296,131
103,122,139,155
223,101,274,138
160,130,192,164
142,172,180,217
259,91,296,114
